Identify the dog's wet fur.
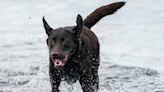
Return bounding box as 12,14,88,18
43,2,125,92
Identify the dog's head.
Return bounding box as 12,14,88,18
43,15,83,69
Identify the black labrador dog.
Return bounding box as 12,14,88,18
42,2,125,92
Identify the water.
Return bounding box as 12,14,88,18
0,0,164,92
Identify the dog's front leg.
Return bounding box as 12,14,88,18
49,73,61,92
79,71,95,92
92,69,99,91
49,59,61,92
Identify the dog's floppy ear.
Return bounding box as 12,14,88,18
42,17,53,36
73,14,84,36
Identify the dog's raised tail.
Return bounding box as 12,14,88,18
84,2,126,29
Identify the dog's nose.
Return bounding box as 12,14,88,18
52,53,59,59
52,53,65,59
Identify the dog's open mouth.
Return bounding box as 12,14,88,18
53,55,69,69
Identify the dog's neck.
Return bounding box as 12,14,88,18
71,37,83,62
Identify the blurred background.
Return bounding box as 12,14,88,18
0,0,164,92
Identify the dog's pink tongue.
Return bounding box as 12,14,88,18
54,59,64,69
54,55,69,69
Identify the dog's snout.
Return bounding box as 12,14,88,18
51,53,65,59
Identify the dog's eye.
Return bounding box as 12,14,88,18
61,38,67,45
49,40,55,48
